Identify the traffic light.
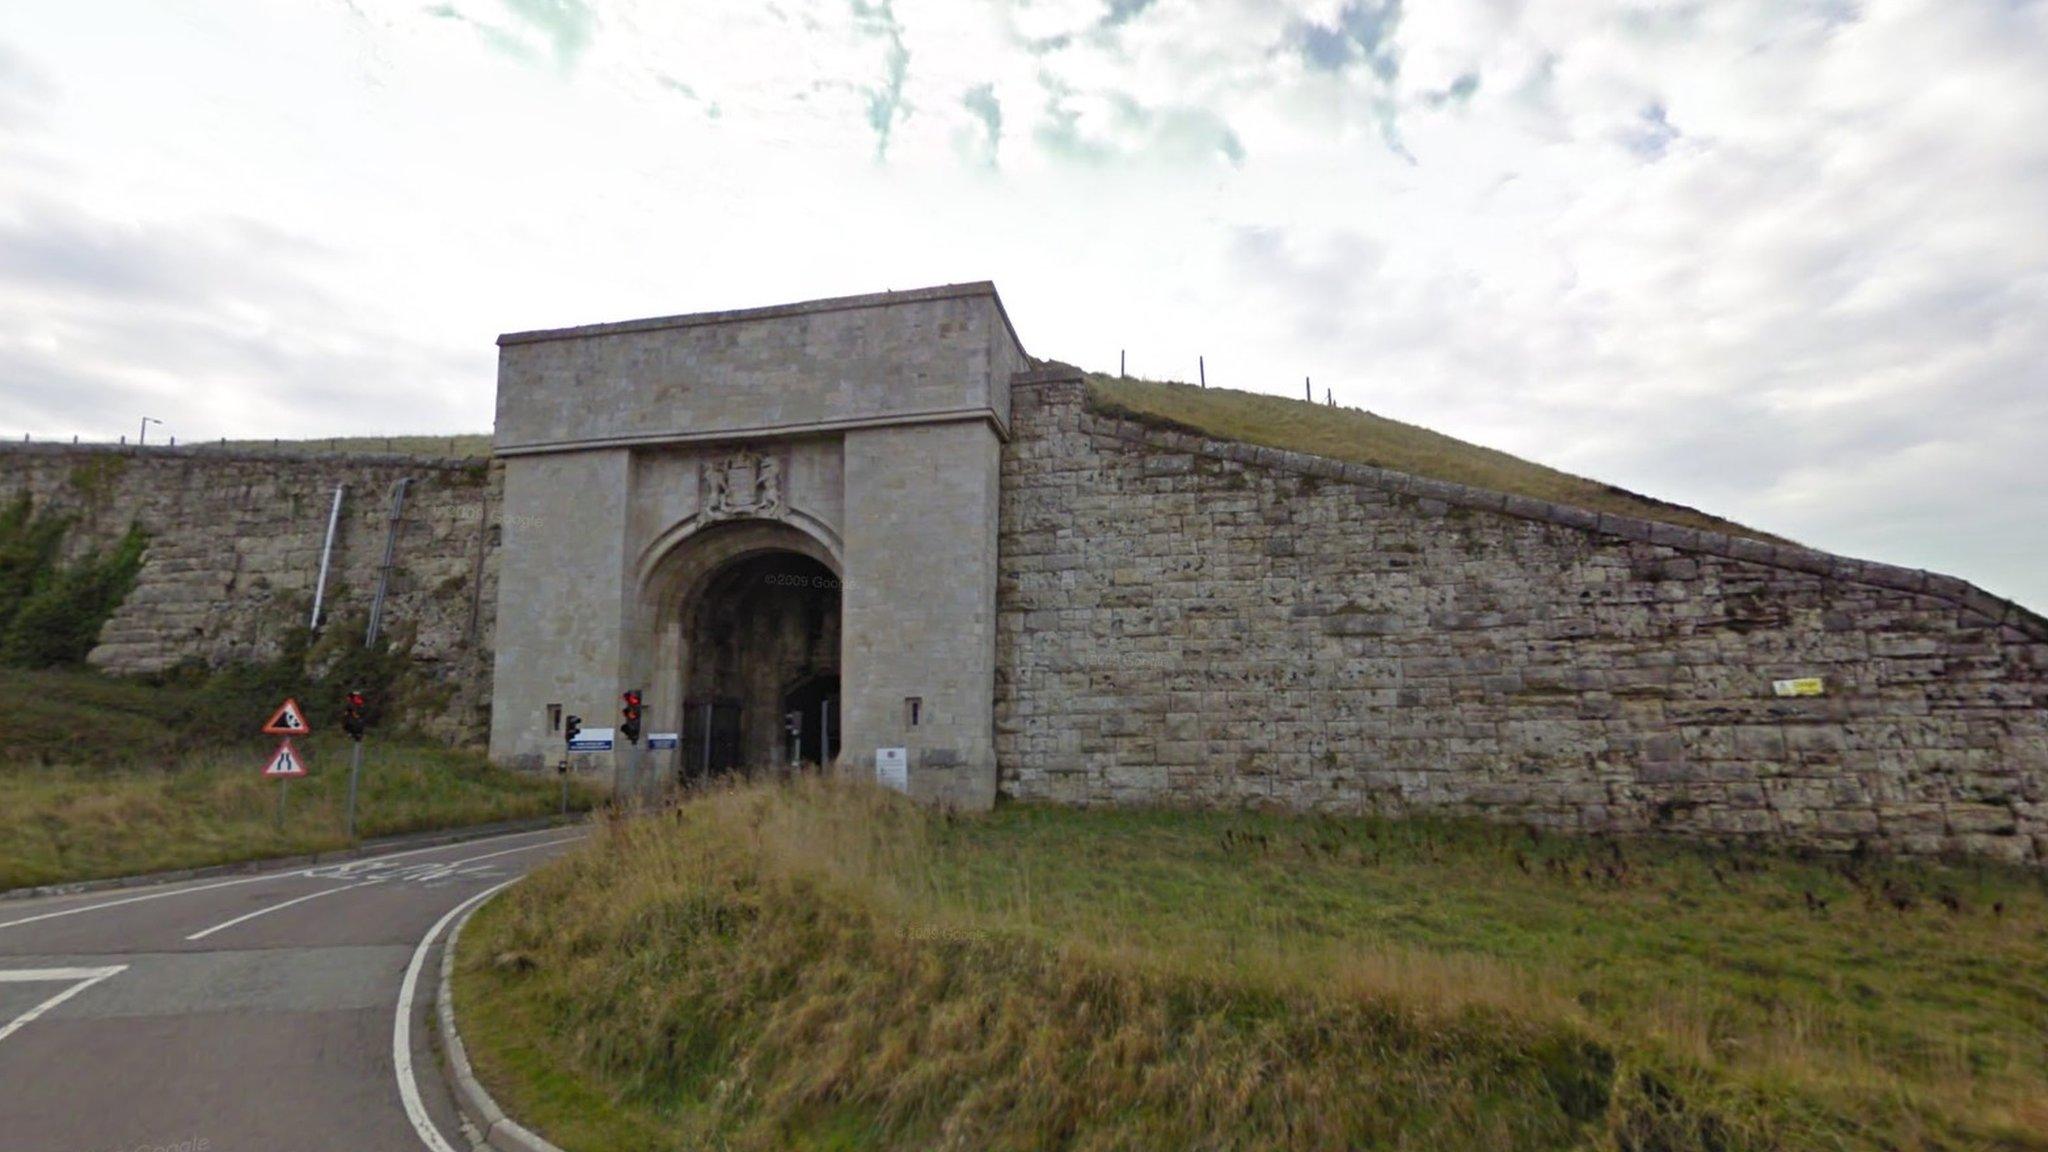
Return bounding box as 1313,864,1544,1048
341,691,367,741
620,690,642,745
564,714,582,745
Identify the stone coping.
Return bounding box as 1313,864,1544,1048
1019,372,2047,643
493,403,1012,457
0,440,489,471
497,280,1028,360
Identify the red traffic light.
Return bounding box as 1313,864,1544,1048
620,689,643,745
341,690,368,741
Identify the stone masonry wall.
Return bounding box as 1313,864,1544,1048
996,371,2048,864
0,443,501,742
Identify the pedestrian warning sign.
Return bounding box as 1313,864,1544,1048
262,739,308,778
262,698,311,736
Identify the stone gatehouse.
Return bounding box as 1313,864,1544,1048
489,284,1023,807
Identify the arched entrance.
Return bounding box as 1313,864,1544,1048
651,524,843,774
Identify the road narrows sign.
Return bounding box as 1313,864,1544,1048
262,698,312,736
262,739,308,778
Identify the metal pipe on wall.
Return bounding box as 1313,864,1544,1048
366,477,411,645
309,484,346,631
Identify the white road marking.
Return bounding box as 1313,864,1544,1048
394,879,519,1152
0,965,126,1045
0,873,317,933
0,967,123,983
307,835,579,886
431,836,580,871
183,878,387,942
0,826,578,934
183,838,576,942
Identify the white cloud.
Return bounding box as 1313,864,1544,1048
0,0,2044,610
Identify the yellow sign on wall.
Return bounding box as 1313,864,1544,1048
1772,677,1826,697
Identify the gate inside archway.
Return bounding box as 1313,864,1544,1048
678,550,841,777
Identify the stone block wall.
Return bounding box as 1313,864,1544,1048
995,371,2048,863
0,443,501,742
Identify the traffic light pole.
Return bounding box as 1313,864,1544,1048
343,738,366,843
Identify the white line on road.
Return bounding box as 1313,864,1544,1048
0,965,125,1045
0,872,317,933
183,878,387,941
0,826,579,934
394,879,519,1152
0,967,124,983
417,836,581,876
181,839,576,942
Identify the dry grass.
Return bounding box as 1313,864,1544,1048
456,778,2048,1151
0,667,598,889
1085,373,1789,543
0,736,596,889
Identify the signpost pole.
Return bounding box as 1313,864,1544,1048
559,761,569,815
343,739,366,843
277,778,288,828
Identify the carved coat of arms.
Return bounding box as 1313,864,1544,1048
702,449,784,521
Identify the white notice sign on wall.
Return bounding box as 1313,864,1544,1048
875,747,908,793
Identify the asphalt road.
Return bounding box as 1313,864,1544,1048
0,825,585,1152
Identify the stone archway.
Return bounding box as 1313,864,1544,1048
678,550,841,776
630,517,843,787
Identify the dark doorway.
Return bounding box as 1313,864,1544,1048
781,673,841,766
679,698,743,781
681,550,841,772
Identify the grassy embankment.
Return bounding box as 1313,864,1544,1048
0,667,597,890
1085,373,1788,544
457,778,2048,1151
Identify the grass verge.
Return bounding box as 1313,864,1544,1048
1085,373,1787,543
456,779,2048,1151
0,667,598,890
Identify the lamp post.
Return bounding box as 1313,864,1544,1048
138,417,162,445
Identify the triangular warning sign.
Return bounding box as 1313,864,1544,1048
262,698,311,736
261,739,308,778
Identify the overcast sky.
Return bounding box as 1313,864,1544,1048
2,1,2044,609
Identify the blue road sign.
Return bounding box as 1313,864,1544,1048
566,726,615,753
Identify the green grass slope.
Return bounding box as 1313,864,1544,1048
457,780,2048,1151
1086,373,1787,543
0,668,597,890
